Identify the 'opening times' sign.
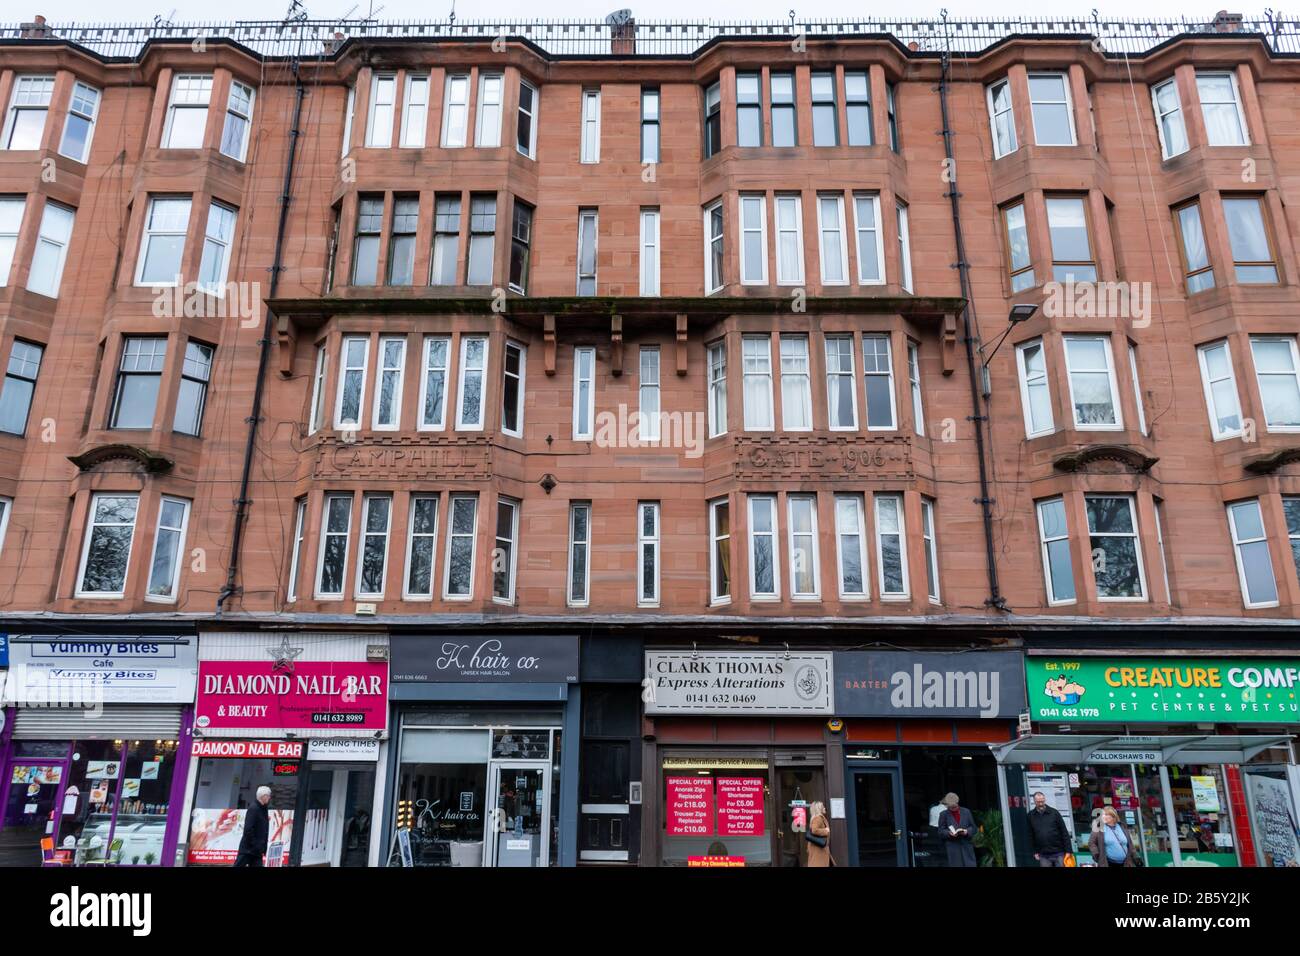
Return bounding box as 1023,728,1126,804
667,777,765,837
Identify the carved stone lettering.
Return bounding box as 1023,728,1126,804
733,435,913,481
312,437,492,480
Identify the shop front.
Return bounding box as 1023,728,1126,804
996,655,1299,867
180,632,389,867
383,634,580,868
643,649,837,867
0,633,196,867
834,648,1026,867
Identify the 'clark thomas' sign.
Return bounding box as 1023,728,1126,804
195,660,388,732
644,651,833,715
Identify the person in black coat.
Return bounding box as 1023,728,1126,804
1027,791,1073,866
937,792,977,867
233,786,272,867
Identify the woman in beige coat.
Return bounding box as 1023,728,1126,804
806,801,832,867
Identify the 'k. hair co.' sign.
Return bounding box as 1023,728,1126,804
834,650,1027,719
391,636,579,683
644,651,834,715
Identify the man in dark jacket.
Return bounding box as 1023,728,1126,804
233,786,272,867
1027,791,1073,866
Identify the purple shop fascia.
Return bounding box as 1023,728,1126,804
0,632,198,867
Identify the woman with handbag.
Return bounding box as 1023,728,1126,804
1088,806,1141,867
806,801,832,867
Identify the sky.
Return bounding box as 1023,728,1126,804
14,1,1268,26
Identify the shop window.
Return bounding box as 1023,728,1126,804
770,72,796,147
334,334,369,429
1036,497,1076,604
443,494,478,599
76,493,139,598
146,495,191,601
0,195,23,285
419,336,449,430
399,73,428,148
703,80,721,158
774,195,803,285
741,335,773,431
517,79,538,158
1085,495,1146,600
1196,340,1243,440
748,494,780,599
707,341,727,437
640,208,660,295
738,193,766,285
638,501,660,606
568,501,591,606
709,497,731,603
862,334,896,430
825,335,857,431
779,335,811,431
27,200,74,297
356,493,392,598
787,494,819,598
845,71,871,145
3,75,54,150
501,340,526,437
393,728,489,867
287,496,307,601
190,754,295,866
572,345,595,440
1197,72,1248,146
372,335,406,431
1045,196,1096,283
897,201,914,292
580,89,601,163
1222,196,1277,284
110,337,167,430
1249,336,1300,431
1002,201,1034,291
316,493,353,597
662,760,772,866
58,739,179,865
1016,338,1055,437
386,196,418,286
136,196,191,286
853,193,884,284
639,346,660,441
441,74,470,147
431,195,461,286
220,81,255,161
466,194,496,286
921,497,940,602
509,200,533,295
1226,498,1278,608
811,71,837,146
455,335,488,430
0,339,44,436
1128,344,1148,436
1028,72,1075,146
987,78,1017,158
404,494,439,599
1063,335,1122,430
834,494,868,598
162,74,212,149
908,342,926,436
366,72,396,148
640,87,660,163
874,493,909,598
736,72,761,147
703,199,724,293
351,195,383,286
817,193,848,285
492,496,519,603
1151,77,1188,159
1173,201,1214,294
475,73,504,148
60,81,101,163
199,201,238,294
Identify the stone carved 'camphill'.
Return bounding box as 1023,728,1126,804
312,437,492,480
733,435,913,480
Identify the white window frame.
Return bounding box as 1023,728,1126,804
287,497,307,602
580,89,601,163
567,501,592,607
198,200,237,295
75,493,139,599
3,75,54,151
908,342,925,437
1016,338,1055,437
59,81,101,162
1036,497,1076,606
403,493,440,600
639,346,661,442
354,493,392,599
707,341,727,438
1128,343,1148,436
1154,499,1173,604
455,335,488,431
834,494,868,599
1150,77,1188,160
573,346,596,440
516,79,539,158
0,196,25,286
747,495,780,600
1063,334,1124,431
825,335,858,431
896,202,914,292
852,193,885,286
315,493,353,598
742,334,774,432
134,196,192,288
365,72,396,148
1086,494,1148,603
144,496,191,603
779,335,812,432
1027,71,1077,147
308,344,327,435
638,501,660,607
418,335,450,431
738,194,768,285
341,85,355,157
161,74,212,149
874,493,910,599
576,208,598,295
400,73,429,148
474,72,504,148
921,497,940,603
986,78,1018,158
28,200,74,297
862,334,897,431
786,494,820,599
1249,336,1300,433
1196,340,1244,440
774,195,805,285
502,340,526,438
334,334,370,429
709,498,731,605
442,494,478,601
1226,498,1279,609
704,200,725,295
492,495,520,604
640,208,660,296
371,335,406,431
441,74,471,148
1196,71,1250,147
220,81,255,162
816,194,849,286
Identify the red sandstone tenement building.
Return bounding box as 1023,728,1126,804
0,15,1296,870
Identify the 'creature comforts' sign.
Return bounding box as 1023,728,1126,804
644,651,833,715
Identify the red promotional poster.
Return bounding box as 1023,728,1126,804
667,776,714,836
716,777,765,836
195,660,388,732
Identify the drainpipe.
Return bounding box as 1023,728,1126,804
937,51,1006,611
217,62,306,616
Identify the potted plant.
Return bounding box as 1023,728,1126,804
143,851,156,866
972,809,1006,867
131,855,141,865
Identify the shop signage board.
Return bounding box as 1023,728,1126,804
644,651,833,715
0,633,8,668
666,777,713,835
195,660,388,732
687,856,745,867
1026,657,1300,723
1024,771,1077,842
3,636,196,704
391,636,579,683
306,738,381,762
834,650,1026,718
191,740,304,759
716,778,765,836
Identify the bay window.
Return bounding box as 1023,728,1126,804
1063,335,1122,429
862,334,895,430
707,341,727,437
742,335,773,431
853,193,883,284
110,337,167,429
502,341,526,437
431,195,460,286
76,494,139,598
173,341,213,436
1151,78,1188,159
704,200,724,293
1226,499,1278,608
0,340,43,436
1002,201,1035,291
146,496,191,601
817,194,848,285
1196,340,1243,439
60,82,101,162
709,498,731,603
779,335,811,431
137,197,190,286
834,494,868,598
162,75,212,149
845,71,872,145
443,494,478,599
386,196,418,285
1046,196,1096,282
27,201,74,297
404,494,439,598
1222,196,1278,284
366,73,396,147
455,335,487,430
220,81,255,160
739,194,766,285
475,73,504,148
3,75,54,150
198,201,237,293
467,194,496,285
1028,72,1075,146
787,495,819,598
771,72,796,147
874,494,908,598
1036,497,1076,605
747,495,779,599
1086,495,1146,600
509,201,533,294
372,336,406,431
1197,72,1248,146
1249,336,1300,431
334,335,369,429
316,493,352,597
492,497,519,603
987,78,1017,158
825,336,857,431
441,75,470,147
1173,201,1214,293
774,195,803,285
419,336,450,430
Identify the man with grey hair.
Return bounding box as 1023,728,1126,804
233,785,273,867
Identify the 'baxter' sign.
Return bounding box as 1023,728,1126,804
834,650,1026,719
644,651,833,715
391,636,579,683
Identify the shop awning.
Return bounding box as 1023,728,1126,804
990,733,1293,766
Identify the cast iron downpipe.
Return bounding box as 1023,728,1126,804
217,62,306,616
937,51,1006,611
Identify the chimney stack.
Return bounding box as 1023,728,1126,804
1211,10,1244,32
21,14,53,39
607,9,636,55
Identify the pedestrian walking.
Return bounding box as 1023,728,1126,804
937,792,977,867
1027,791,1073,866
1088,806,1140,867
233,786,272,867
806,800,832,867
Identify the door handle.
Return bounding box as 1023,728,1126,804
893,829,902,838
